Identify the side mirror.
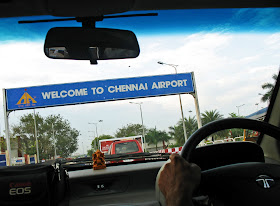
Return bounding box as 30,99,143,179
44,27,140,64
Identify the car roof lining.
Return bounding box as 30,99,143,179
0,0,280,18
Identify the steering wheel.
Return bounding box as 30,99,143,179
156,118,280,206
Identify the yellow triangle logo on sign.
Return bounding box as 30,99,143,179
16,92,37,105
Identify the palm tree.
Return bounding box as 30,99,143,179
202,110,225,140
227,113,243,137
261,73,278,103
228,112,238,118
201,109,223,125
169,116,197,146
145,127,171,150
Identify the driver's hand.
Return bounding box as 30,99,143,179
158,153,201,206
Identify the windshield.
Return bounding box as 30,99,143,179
0,8,279,166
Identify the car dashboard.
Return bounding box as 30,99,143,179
69,161,163,206
67,141,264,206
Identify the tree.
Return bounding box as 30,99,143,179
169,116,198,146
12,113,79,159
168,125,183,145
202,110,226,140
12,113,45,157
228,112,238,118
98,134,114,140
227,113,244,138
91,134,114,151
145,127,171,150
228,128,244,139
261,73,278,103
87,149,94,157
202,109,223,125
115,124,147,138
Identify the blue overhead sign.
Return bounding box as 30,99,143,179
5,73,194,111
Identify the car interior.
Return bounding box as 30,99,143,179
0,1,280,206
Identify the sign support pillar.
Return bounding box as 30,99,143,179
191,72,203,144
33,110,40,162
3,89,12,166
139,104,147,152
191,72,202,128
191,72,205,143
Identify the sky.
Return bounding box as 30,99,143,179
0,8,279,155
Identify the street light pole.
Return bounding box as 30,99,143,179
89,120,102,150
88,131,97,150
94,123,98,138
157,61,188,142
236,104,245,116
130,102,147,151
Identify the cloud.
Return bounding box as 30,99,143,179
264,33,280,50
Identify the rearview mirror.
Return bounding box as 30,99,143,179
44,27,140,64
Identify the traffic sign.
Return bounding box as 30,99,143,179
5,73,194,111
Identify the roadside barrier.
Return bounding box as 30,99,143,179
11,157,25,166
224,138,234,142
156,146,183,154
154,136,246,154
